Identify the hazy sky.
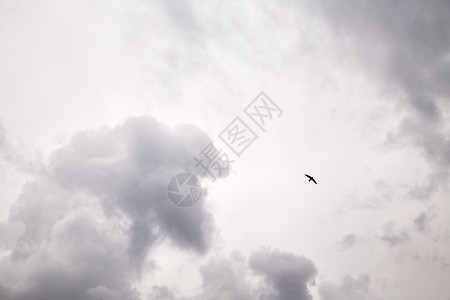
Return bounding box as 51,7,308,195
1,1,449,299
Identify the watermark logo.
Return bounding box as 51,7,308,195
219,117,258,157
167,92,283,208
167,173,202,208
194,141,234,180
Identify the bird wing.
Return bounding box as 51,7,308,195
304,174,312,179
311,178,317,184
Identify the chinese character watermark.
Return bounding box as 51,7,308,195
244,92,283,132
194,142,234,181
219,117,258,157
167,92,283,208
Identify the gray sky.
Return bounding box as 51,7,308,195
0,1,449,299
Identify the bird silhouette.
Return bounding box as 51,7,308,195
305,174,317,184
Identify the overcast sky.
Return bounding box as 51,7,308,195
1,1,450,299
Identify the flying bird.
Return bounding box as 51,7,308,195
305,174,317,184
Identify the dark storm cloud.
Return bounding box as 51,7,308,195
249,248,317,300
152,249,317,300
0,115,217,299
308,0,450,193
2,206,141,300
319,274,380,300
48,116,214,255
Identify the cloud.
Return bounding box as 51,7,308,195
0,121,7,149
0,121,41,174
413,206,436,232
197,252,255,300
319,274,381,300
414,212,430,232
0,115,219,299
48,116,216,255
307,0,450,194
152,249,317,300
249,248,317,300
338,234,364,251
149,285,185,300
2,207,140,300
380,221,410,247
0,221,24,250
0,121,20,166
